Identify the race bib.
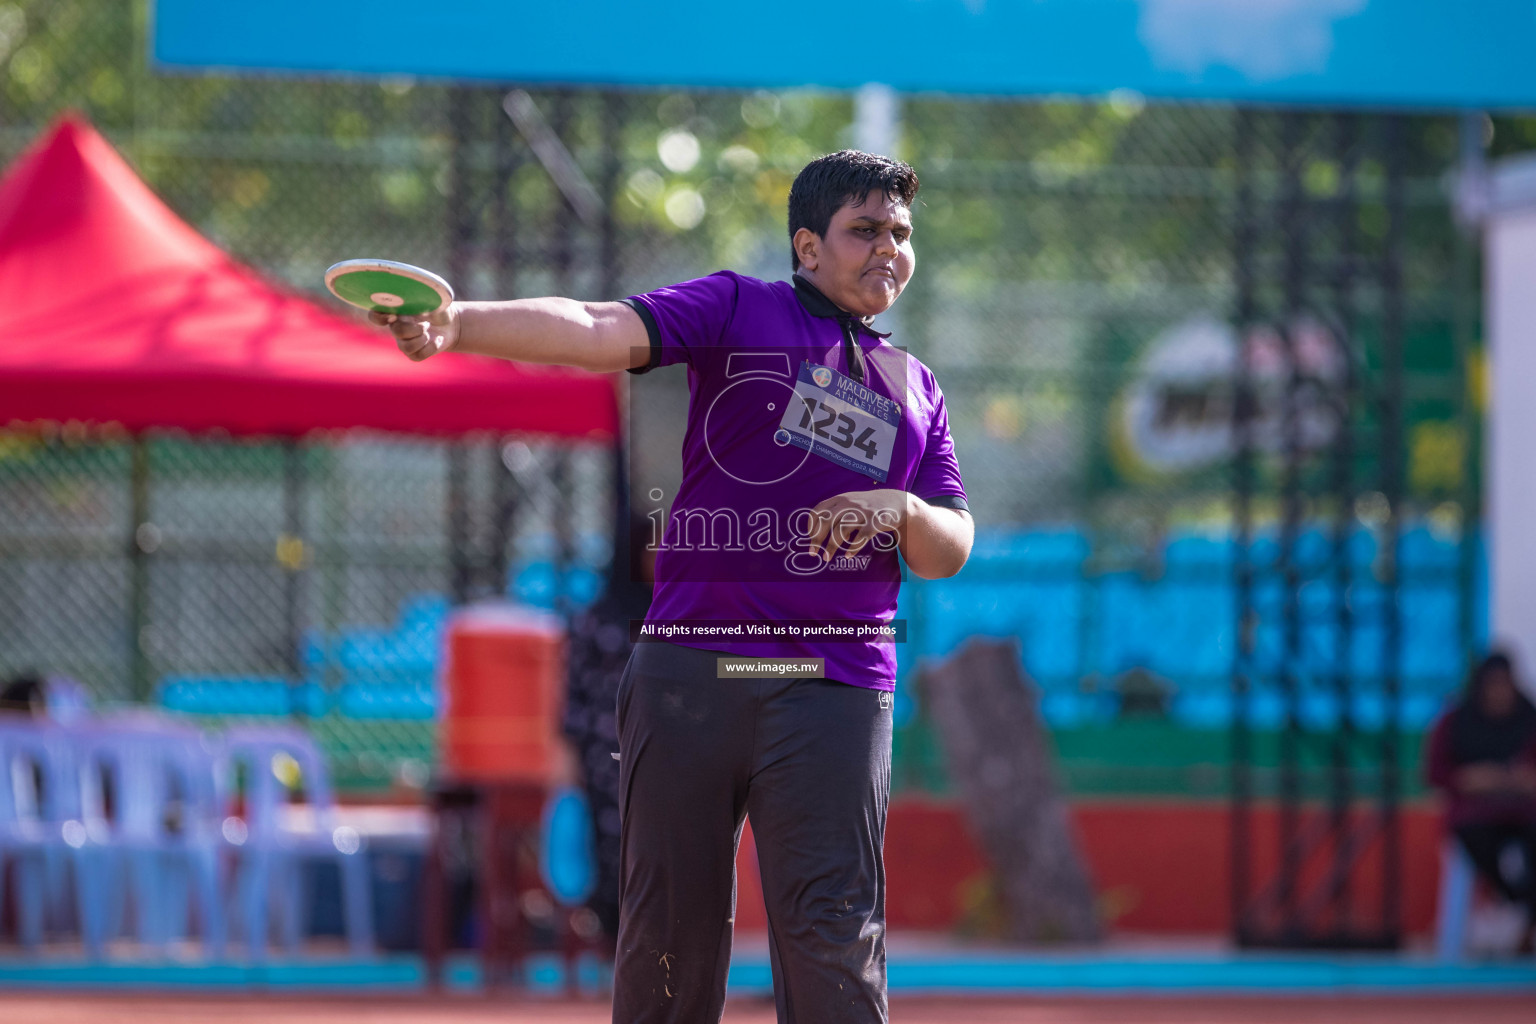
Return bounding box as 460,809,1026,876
774,362,900,482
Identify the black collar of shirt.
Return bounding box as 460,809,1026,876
790,274,892,339
791,274,889,384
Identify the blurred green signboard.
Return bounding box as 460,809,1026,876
153,0,1536,109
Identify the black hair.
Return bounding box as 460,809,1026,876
1449,649,1536,760
1464,650,1529,710
787,150,919,271
0,672,45,715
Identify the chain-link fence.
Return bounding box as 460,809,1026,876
3,0,1529,794
0,429,612,789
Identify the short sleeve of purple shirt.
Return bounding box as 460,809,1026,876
622,271,739,374
909,383,967,508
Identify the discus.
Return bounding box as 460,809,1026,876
324,259,455,317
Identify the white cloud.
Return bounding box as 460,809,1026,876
1138,0,1368,82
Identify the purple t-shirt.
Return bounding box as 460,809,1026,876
624,271,968,691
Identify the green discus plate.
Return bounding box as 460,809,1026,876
324,259,455,317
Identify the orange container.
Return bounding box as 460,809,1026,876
439,604,566,783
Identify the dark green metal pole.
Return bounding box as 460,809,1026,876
1230,106,1259,947
129,437,151,703
283,438,307,718
1378,114,1408,947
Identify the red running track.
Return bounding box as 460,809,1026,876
0,994,1532,1024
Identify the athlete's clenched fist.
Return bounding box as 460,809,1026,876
368,305,461,361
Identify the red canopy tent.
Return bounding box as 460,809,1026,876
0,113,617,440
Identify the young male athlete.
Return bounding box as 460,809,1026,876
373,150,971,1023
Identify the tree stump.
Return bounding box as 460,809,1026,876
916,636,1102,944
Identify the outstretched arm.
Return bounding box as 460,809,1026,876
371,298,650,373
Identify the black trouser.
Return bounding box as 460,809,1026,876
1454,820,1536,920
612,641,892,1024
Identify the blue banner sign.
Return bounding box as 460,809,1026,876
153,1,1536,109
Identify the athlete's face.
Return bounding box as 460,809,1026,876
793,191,915,318
1478,664,1519,718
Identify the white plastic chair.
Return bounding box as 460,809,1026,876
1435,835,1530,960
0,721,105,954
1435,839,1476,961
220,725,374,961
74,716,227,957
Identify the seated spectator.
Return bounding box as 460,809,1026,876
1426,651,1536,954
0,672,90,721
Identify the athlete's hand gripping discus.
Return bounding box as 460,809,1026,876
325,259,458,360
